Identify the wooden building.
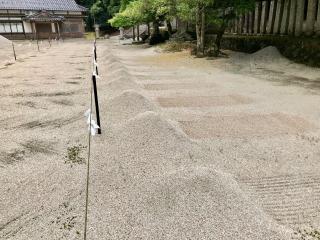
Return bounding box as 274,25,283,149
0,0,87,40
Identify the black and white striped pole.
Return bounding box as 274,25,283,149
83,41,102,240
94,40,98,75
92,41,101,135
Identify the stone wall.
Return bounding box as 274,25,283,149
228,0,320,37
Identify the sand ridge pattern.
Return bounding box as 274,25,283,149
144,82,217,91
2,38,320,239
98,38,320,238
105,90,157,124
179,113,315,139
89,110,290,239
158,94,252,108
83,40,293,240
239,174,320,226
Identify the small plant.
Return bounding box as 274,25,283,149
62,216,77,231
65,145,86,165
293,227,320,240
161,41,196,53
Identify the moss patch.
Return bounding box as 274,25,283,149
64,145,86,165
160,41,196,53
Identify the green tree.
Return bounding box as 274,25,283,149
109,0,145,27
76,0,121,31
108,0,254,52
210,0,255,56
109,0,161,42
176,0,254,56
176,0,214,56
109,0,178,43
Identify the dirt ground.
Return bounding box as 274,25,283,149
1,37,320,239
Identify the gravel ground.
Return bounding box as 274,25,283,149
0,37,53,68
0,39,93,239
1,37,320,239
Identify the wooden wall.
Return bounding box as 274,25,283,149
227,0,320,36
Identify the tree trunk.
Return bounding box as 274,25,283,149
200,7,205,55
147,23,151,36
132,26,136,41
153,21,160,35
214,24,227,57
167,20,173,35
149,21,162,45
137,25,140,41
196,5,205,56
196,6,202,55
214,32,223,56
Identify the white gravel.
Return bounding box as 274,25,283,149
1,38,320,239
105,90,157,125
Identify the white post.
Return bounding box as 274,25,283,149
267,0,277,34
248,11,254,34
94,24,100,39
280,0,290,35
232,19,237,33
238,15,243,34
51,23,56,33
243,13,249,34
57,23,61,40
273,0,283,34
254,2,262,33
315,0,320,36
288,0,297,35
237,16,241,34
260,1,268,34
32,22,37,39
295,0,305,36
305,0,317,36
119,27,124,39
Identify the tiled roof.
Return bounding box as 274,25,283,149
0,0,86,12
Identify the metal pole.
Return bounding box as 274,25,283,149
36,38,40,52
48,34,51,47
84,74,94,240
92,74,101,135
94,44,98,75
12,42,16,61
93,41,101,134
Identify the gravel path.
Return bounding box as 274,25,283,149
1,38,320,239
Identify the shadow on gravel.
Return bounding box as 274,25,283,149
0,140,56,166
251,68,320,91
29,91,76,97
16,113,82,130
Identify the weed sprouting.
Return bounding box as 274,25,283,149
293,227,320,240
65,145,86,165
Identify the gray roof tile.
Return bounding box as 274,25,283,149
0,0,86,12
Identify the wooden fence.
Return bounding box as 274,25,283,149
227,0,320,36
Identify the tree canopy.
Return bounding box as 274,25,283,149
108,0,255,54
76,0,122,30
